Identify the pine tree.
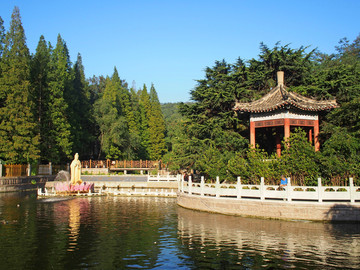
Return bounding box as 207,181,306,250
148,84,166,160
125,86,142,159
70,53,94,158
138,84,151,159
0,16,5,62
0,16,6,107
0,7,39,163
46,34,73,162
30,35,51,162
94,69,131,159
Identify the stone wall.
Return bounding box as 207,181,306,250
177,193,360,222
0,176,55,192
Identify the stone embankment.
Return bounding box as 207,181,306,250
0,176,55,192
177,193,360,222
177,177,360,222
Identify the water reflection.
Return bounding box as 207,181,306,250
177,207,360,269
0,192,359,269
51,198,90,251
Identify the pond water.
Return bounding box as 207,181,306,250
0,191,359,269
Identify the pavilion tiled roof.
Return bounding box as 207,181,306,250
234,72,338,113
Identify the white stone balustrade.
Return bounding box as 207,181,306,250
180,177,360,203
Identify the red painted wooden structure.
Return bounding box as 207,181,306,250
234,71,338,156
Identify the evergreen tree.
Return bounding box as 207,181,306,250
94,69,131,159
46,34,73,162
0,16,4,57
70,53,94,158
0,7,39,163
126,86,142,158
30,35,51,162
148,84,166,160
138,84,151,159
0,16,5,107
172,42,321,174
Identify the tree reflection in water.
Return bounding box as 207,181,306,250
0,192,359,269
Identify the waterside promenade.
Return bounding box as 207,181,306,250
177,177,360,222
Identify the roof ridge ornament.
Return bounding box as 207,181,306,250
277,71,284,87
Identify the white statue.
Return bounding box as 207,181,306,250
70,153,82,185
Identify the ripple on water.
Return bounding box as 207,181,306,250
0,193,359,269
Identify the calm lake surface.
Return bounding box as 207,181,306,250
0,191,359,269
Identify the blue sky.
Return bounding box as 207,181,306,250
1,0,359,103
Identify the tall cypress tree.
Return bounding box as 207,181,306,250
0,16,4,56
46,34,72,162
70,53,94,158
148,84,166,160
0,7,39,163
0,16,5,107
0,16,5,63
94,69,131,159
30,35,51,162
138,84,151,159
126,87,142,158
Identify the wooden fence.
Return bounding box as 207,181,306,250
3,164,28,177
81,160,107,168
1,163,68,177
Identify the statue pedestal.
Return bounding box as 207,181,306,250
55,182,94,194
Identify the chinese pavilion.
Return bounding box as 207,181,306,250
233,71,338,156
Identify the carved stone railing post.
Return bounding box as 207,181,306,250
200,176,205,197
188,176,192,195
215,176,220,198
237,177,241,199
287,177,292,202
260,177,265,201
350,178,354,203
317,178,322,203
181,174,184,193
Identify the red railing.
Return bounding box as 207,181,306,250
81,160,164,169
81,160,107,169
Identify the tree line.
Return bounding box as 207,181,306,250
0,7,166,164
1,7,359,185
163,36,360,185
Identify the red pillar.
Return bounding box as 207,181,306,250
284,118,290,142
314,120,320,151
276,131,281,157
250,121,255,148
308,129,313,145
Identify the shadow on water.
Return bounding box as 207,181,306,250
326,203,360,223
